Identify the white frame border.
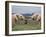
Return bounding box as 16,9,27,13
9,3,44,34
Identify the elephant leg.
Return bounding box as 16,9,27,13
12,19,16,28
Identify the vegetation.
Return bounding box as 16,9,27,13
12,20,41,31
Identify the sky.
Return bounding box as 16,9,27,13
12,5,41,14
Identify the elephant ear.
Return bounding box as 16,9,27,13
36,15,41,22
